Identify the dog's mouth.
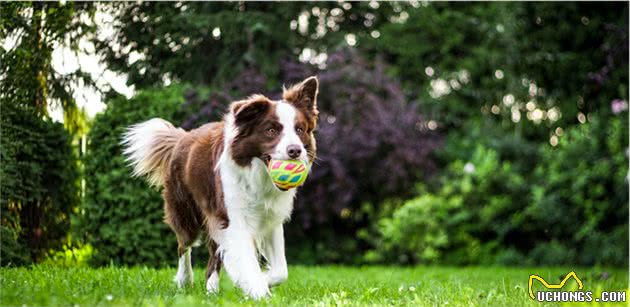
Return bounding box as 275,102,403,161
261,153,290,192
261,154,272,165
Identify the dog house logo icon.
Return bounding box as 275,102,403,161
528,271,583,301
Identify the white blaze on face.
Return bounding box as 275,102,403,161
274,101,306,160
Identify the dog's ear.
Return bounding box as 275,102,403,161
231,95,271,126
283,76,319,113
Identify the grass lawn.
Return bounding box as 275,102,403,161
1,265,627,306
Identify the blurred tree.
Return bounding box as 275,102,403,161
95,1,628,169
0,2,97,134
371,2,628,139
94,1,399,89
0,2,95,265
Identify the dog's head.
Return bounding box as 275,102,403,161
228,76,319,167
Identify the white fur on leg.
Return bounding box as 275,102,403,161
262,225,289,287
174,248,194,288
220,219,270,300
206,272,220,294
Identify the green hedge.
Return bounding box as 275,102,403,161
81,86,187,266
369,115,628,266
1,102,79,266
528,116,628,265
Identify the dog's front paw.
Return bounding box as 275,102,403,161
244,281,270,300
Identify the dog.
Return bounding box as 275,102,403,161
121,76,319,299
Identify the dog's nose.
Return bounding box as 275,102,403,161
287,144,302,159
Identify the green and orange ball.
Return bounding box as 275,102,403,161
267,159,310,190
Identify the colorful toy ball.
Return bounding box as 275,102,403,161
267,159,309,190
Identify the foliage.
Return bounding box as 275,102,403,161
0,102,79,266
372,112,628,266
373,194,458,264
41,243,94,268
371,145,527,265
372,2,628,136
362,2,628,267
94,2,399,88
526,114,628,266
2,265,627,306
0,2,96,134
81,85,187,266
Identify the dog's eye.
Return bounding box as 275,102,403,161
296,127,304,134
266,128,278,137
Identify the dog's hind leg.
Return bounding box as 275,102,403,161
164,189,201,288
174,245,193,288
205,240,222,294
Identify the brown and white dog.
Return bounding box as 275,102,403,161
121,77,319,299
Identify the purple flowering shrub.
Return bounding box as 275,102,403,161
180,50,442,262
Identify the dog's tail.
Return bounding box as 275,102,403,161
121,118,186,187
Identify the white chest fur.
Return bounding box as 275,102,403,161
220,157,295,236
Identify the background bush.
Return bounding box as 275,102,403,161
371,113,628,266
371,145,527,265
1,102,79,266
527,115,628,266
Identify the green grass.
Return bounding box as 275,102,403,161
1,265,627,306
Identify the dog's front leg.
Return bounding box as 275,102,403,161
221,218,270,300
262,225,289,287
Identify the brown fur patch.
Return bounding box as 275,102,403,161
164,122,228,256
295,110,317,162
230,97,283,167
283,76,319,130
206,240,222,279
